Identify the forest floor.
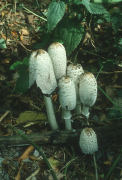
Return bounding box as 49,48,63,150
0,0,122,180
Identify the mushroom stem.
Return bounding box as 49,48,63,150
44,95,58,130
81,105,90,119
75,100,82,115
62,109,72,130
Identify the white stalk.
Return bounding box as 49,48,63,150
62,109,72,130
44,95,58,130
82,105,90,119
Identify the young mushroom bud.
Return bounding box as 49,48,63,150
67,63,84,114
79,128,98,154
48,42,67,79
58,76,76,130
29,49,58,130
79,72,97,119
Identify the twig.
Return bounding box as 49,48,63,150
0,110,10,122
23,6,47,21
12,126,58,180
97,71,122,74
26,168,40,180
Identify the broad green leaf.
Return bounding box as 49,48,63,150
0,38,7,49
10,57,29,93
10,61,23,70
10,57,29,70
54,18,84,55
47,1,66,31
14,64,29,93
16,111,46,125
82,0,108,14
93,0,122,3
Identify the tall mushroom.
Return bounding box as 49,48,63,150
29,49,58,130
67,63,84,114
48,42,67,79
58,76,76,130
79,72,97,119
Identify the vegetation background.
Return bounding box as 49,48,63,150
0,0,122,179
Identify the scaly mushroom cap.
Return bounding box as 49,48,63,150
35,49,57,95
67,63,84,83
48,42,67,79
79,72,97,107
67,64,84,102
79,128,98,154
29,51,37,87
58,76,76,111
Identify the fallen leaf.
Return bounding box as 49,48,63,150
18,145,34,162
16,111,46,125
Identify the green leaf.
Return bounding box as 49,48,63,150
0,38,7,49
47,1,66,31
10,61,23,70
82,0,108,14
54,18,84,55
16,111,46,125
10,57,29,93
14,64,29,93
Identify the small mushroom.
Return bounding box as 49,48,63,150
79,128,98,154
67,63,84,114
79,72,97,118
29,49,58,130
58,76,76,130
48,42,67,79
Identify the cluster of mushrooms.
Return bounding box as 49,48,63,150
29,42,98,155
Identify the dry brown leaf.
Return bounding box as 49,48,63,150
18,145,34,162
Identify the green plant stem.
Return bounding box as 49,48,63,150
62,109,72,130
9,126,58,180
105,148,122,180
23,6,47,21
93,153,99,180
44,95,59,130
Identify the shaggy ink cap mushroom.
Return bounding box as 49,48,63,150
58,76,76,111
79,128,98,154
29,49,58,130
79,72,97,118
48,42,67,80
67,63,84,114
58,76,76,130
35,49,57,95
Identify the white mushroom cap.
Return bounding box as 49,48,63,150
35,49,57,94
79,128,98,154
79,72,97,107
58,76,76,111
48,42,67,79
29,51,37,87
67,63,84,83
